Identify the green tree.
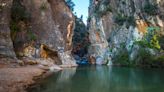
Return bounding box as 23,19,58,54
143,4,158,15
80,15,83,20
150,34,161,49
65,0,75,11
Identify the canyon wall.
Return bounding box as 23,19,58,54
1,0,164,67
88,0,164,66
0,0,77,67
0,0,16,59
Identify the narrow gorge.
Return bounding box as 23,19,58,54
0,0,164,92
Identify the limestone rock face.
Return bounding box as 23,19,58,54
0,0,76,66
17,0,76,66
88,0,164,65
0,0,16,58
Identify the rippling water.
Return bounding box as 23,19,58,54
28,66,164,92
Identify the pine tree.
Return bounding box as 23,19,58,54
65,0,75,11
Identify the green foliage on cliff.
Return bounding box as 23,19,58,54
11,0,30,23
10,0,30,33
10,0,37,41
134,35,160,50
10,0,31,41
159,36,164,49
94,2,112,17
72,15,90,57
65,0,75,11
143,4,158,15
0,4,3,11
10,22,19,33
134,48,164,68
105,5,112,12
28,31,37,41
135,27,161,50
40,2,47,11
114,44,164,67
134,48,154,66
87,16,91,22
114,14,136,26
132,27,163,67
154,55,164,63
96,6,112,17
113,26,163,67
126,16,136,26
114,14,126,25
113,43,132,66
113,48,130,66
150,35,161,49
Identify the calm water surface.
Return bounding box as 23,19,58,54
28,66,164,92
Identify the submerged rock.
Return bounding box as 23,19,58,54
49,65,63,71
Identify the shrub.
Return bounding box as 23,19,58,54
0,4,3,11
10,21,20,40
10,21,20,32
40,2,47,11
0,3,7,11
153,55,164,62
94,3,112,17
159,36,164,50
113,50,130,65
137,48,164,67
134,39,150,48
122,1,126,5
11,0,30,22
102,0,110,6
113,43,132,66
114,14,127,25
87,16,91,22
10,0,30,40
126,16,136,26
65,0,75,11
114,14,136,26
106,5,112,12
135,35,161,50
150,35,161,49
133,27,163,67
28,31,37,41
134,47,154,66
143,4,158,15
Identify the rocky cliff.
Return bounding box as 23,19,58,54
0,0,77,67
0,0,16,59
88,0,164,66
1,0,164,67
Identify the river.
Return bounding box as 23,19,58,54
28,66,164,92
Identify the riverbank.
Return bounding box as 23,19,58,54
0,54,79,92
0,58,56,92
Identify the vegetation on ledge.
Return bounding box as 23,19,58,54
143,3,158,15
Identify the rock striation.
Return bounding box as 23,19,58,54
88,0,164,66
0,0,77,67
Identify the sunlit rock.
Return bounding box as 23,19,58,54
88,0,164,66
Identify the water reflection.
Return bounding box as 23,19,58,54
28,66,164,92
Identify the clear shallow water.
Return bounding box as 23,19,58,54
28,66,164,92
